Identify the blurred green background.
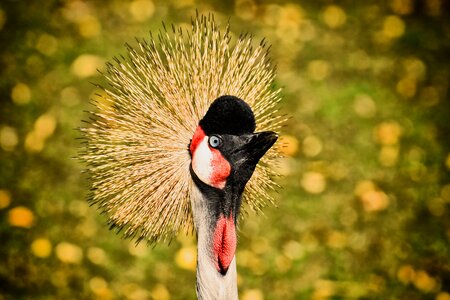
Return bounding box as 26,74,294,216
1,0,449,299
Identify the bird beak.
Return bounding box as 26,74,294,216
243,131,278,164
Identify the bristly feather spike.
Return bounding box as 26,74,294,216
79,14,285,244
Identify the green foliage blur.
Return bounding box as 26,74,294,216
1,0,449,299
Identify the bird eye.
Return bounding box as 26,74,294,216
208,135,222,148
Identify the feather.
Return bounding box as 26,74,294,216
79,14,284,244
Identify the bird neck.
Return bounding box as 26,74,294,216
190,183,239,300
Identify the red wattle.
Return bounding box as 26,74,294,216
213,215,236,274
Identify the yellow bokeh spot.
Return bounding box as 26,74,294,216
301,172,326,194
368,274,386,293
276,4,304,41
0,126,18,152
87,247,107,265
322,5,347,28
313,280,335,298
129,0,155,22
79,16,101,38
355,180,389,212
298,20,317,42
353,94,376,118
397,264,415,284
279,4,304,29
89,277,113,300
403,57,426,80
36,33,58,56
235,0,258,21
408,161,427,182
151,284,170,300
274,255,292,273
35,113,57,140
11,82,31,105
26,55,44,75
374,121,402,145
89,276,107,292
303,135,323,157
307,60,330,81
25,112,57,153
437,292,450,300
31,238,52,258
279,135,299,156
301,232,319,250
0,189,11,209
426,0,442,16
362,189,389,212
396,77,417,98
441,184,450,202
354,180,376,197
242,288,264,300
122,282,145,299
56,242,83,264
25,131,44,153
61,1,92,23
349,50,371,70
427,197,445,217
379,145,399,167
413,270,437,293
175,246,197,271
237,272,243,287
263,3,281,26
326,230,347,249
283,240,304,260
0,9,6,31
445,153,450,170
8,206,34,228
382,15,405,39
127,287,149,300
390,0,414,15
71,54,104,78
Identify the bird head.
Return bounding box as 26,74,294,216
189,95,277,274
80,15,284,271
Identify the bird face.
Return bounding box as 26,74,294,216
189,95,277,194
189,127,232,189
189,95,277,274
190,130,277,190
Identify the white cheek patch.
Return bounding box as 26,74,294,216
192,137,214,186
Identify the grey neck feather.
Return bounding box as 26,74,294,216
191,183,239,300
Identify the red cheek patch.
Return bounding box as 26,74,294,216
213,215,237,274
190,125,231,189
209,149,231,189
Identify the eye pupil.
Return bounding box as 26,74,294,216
209,135,222,148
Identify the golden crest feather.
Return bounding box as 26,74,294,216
79,14,284,243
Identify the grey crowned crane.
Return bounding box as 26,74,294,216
190,95,277,298
80,14,284,299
